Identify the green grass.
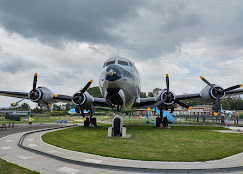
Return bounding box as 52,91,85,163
42,124,243,162
0,158,39,174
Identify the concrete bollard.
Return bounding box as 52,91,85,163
122,127,126,138
108,127,112,137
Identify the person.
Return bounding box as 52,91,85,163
28,116,33,128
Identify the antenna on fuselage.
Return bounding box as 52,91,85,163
117,49,119,57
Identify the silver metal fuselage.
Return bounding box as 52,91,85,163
99,57,141,109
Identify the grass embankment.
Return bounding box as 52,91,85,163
42,124,243,162
0,158,39,174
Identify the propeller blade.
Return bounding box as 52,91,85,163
166,74,169,95
41,99,51,107
77,100,85,118
173,99,192,110
80,80,93,95
149,98,167,109
224,84,242,92
33,73,38,90
16,98,25,104
214,95,220,116
200,76,214,89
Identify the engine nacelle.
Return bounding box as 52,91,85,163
71,91,94,109
28,86,54,104
200,85,225,102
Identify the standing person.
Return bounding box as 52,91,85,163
28,116,33,128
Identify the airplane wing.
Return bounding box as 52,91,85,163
53,94,108,107
134,88,243,108
133,93,200,108
224,88,243,96
0,90,108,107
0,91,28,99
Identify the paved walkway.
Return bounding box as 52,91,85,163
0,124,243,174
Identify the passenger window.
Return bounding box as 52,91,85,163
118,60,129,66
106,60,115,66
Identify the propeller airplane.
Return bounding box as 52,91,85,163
0,56,243,136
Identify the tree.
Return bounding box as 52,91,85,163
87,86,102,98
52,104,61,111
148,92,154,97
19,103,30,110
31,106,43,113
140,92,147,98
65,103,75,111
153,88,162,97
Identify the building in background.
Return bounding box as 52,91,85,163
173,105,213,116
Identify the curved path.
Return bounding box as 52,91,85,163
0,124,243,174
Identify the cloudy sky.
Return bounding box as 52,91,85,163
0,0,243,108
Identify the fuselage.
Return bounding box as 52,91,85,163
99,57,141,109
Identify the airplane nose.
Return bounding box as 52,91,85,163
105,65,123,81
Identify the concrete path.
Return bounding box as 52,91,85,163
0,124,243,174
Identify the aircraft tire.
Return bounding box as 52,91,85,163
113,117,121,137
156,117,161,127
84,117,90,127
163,117,168,127
90,117,97,127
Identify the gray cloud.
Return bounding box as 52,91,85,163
0,0,243,108
0,52,37,74
0,0,140,47
1,1,243,60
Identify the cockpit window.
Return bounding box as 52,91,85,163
118,60,129,66
129,62,133,67
106,60,115,66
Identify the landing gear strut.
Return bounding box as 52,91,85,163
156,109,168,128
108,105,127,137
75,106,97,127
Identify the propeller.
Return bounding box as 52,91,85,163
29,73,39,100
29,73,51,108
73,80,93,119
200,76,242,116
148,74,192,111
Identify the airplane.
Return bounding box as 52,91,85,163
220,104,235,115
0,56,243,136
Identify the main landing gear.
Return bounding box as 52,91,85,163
83,117,97,127
156,109,168,128
75,106,97,127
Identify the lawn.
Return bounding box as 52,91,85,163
0,158,39,174
42,124,243,162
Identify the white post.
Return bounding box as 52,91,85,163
122,127,126,138
108,127,112,137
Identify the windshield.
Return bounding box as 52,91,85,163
106,60,115,67
118,60,129,66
